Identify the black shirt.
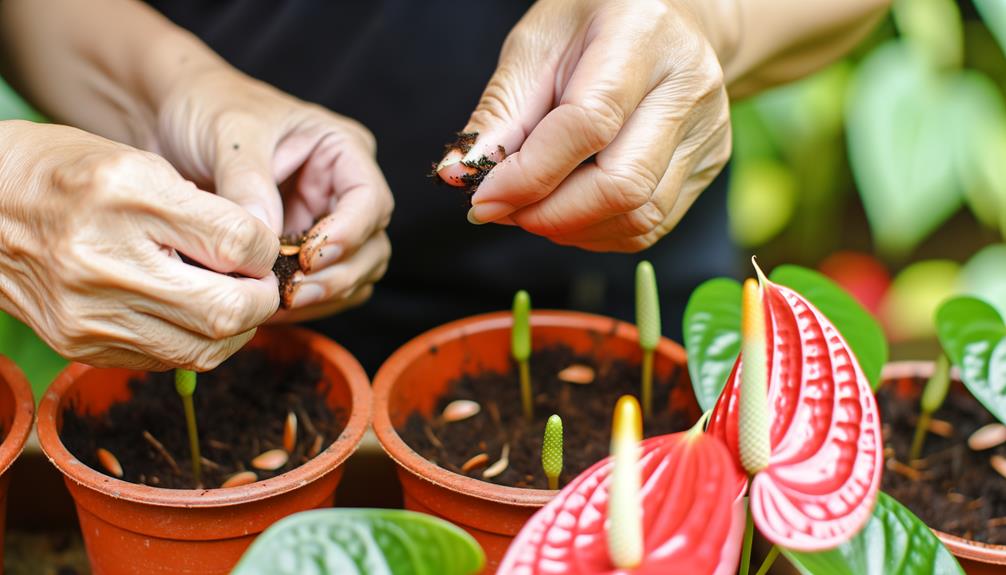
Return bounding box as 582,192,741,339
146,0,735,372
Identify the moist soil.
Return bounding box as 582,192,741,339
880,376,1006,544
273,222,329,309
60,348,346,490
400,345,697,489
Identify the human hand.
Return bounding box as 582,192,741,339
436,0,737,252
0,121,280,370
154,67,392,321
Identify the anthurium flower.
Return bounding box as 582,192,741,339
497,430,746,574
707,266,883,551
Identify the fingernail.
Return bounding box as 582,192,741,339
292,282,325,307
436,150,463,172
307,244,343,272
462,140,505,164
467,201,513,225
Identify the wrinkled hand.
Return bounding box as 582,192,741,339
436,0,734,252
0,121,279,370
155,68,392,321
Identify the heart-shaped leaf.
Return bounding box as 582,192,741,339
770,265,888,390
231,509,484,575
936,296,1006,424
498,433,746,575
782,492,963,575
708,275,883,551
683,278,743,411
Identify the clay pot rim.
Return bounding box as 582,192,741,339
372,309,687,507
881,360,1006,565
0,356,36,479
36,326,371,509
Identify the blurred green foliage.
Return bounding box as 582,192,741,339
730,0,1006,260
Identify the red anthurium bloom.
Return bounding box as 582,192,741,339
497,432,745,575
707,272,883,551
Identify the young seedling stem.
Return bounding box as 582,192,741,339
909,354,951,462
175,369,202,487
512,290,533,421
635,261,660,419
542,414,563,490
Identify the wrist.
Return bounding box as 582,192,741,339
678,0,742,69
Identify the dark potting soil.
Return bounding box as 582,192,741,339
60,349,346,490
273,223,329,309
429,131,504,198
879,377,1006,544
400,345,696,490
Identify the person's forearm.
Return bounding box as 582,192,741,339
0,0,227,149
684,0,891,100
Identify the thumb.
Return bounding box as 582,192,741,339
214,138,284,234
435,40,556,191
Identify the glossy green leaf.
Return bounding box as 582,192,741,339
783,492,963,575
0,76,45,122
771,265,889,391
936,296,1006,424
960,244,1006,319
846,40,962,258
232,509,485,575
683,278,742,411
0,311,66,401
975,0,1006,56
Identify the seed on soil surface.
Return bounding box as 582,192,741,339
558,364,595,385
96,448,123,478
991,455,1006,480
461,453,489,474
482,444,511,479
886,458,921,481
221,471,258,488
252,449,289,471
969,423,1006,451
442,400,480,423
947,492,967,504
988,517,1006,529
279,244,301,256
928,418,954,438
284,411,298,453
308,434,324,458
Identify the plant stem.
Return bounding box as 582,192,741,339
739,502,755,575
181,393,202,486
548,475,558,490
754,546,780,575
519,360,533,421
909,411,931,462
641,349,653,419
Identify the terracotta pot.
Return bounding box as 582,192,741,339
373,310,698,573
37,326,370,575
882,361,1006,574
0,356,36,572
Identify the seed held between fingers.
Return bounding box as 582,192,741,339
279,244,301,256
97,448,123,478
221,471,258,488
969,423,1006,451
252,449,289,471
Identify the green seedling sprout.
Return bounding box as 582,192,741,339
512,290,533,421
175,369,202,486
542,414,563,490
635,261,660,418
909,354,951,461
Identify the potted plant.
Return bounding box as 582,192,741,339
875,295,1006,573
0,354,36,569
36,325,371,574
231,508,485,574
372,263,702,570
499,263,963,575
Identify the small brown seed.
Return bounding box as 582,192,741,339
886,458,920,481
252,449,289,471
283,411,298,453
442,400,480,423
308,434,325,458
969,423,1006,451
992,455,1006,480
221,471,258,488
947,492,967,504
461,453,489,474
96,448,123,478
279,244,301,256
988,517,1006,529
558,364,595,385
928,418,954,438
482,444,510,479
